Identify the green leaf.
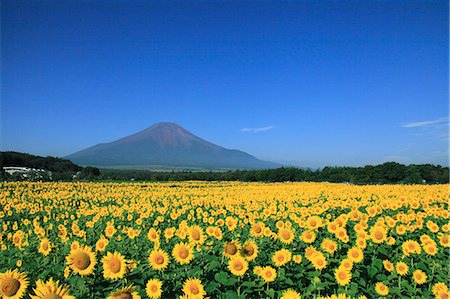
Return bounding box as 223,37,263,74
266,288,275,298
205,281,219,293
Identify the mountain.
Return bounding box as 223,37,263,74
65,122,280,170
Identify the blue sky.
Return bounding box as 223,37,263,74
1,1,448,168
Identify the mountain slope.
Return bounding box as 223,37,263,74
65,122,280,169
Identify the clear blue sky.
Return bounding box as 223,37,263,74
1,1,448,168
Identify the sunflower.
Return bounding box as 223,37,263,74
272,249,292,267
38,238,52,256
383,260,394,272
240,240,258,261
223,240,241,258
107,285,141,299
95,235,109,252
148,249,170,271
147,228,160,243
300,230,316,244
182,278,205,299
228,256,248,276
102,251,127,280
280,289,301,299
250,222,265,238
105,224,116,238
311,253,327,270
396,261,408,276
188,226,205,245
370,226,387,244
347,247,363,263
260,266,276,283
423,244,438,256
335,268,352,286
253,266,263,276
146,279,163,299
412,269,427,285
70,241,80,251
30,278,74,299
0,269,29,299
65,245,96,276
278,227,295,244
375,282,389,296
172,242,194,265
293,255,302,264
433,283,449,296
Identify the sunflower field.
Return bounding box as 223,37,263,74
0,181,449,299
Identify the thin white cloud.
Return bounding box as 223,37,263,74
241,125,274,133
402,116,448,128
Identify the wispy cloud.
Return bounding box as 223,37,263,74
241,125,275,133
402,116,448,128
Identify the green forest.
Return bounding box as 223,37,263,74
1,151,448,184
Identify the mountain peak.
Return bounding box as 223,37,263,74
65,122,280,169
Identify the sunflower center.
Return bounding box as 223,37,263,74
277,255,284,262
234,262,243,271
44,293,63,299
73,252,91,270
1,277,20,296
338,272,347,280
244,245,254,256
179,248,189,259
374,231,383,240
189,285,199,295
226,244,237,255
352,251,359,258
109,258,121,273
265,271,272,278
43,243,49,250
192,230,200,240
151,285,158,292
280,230,290,240
112,293,132,299
155,255,164,264
254,226,262,233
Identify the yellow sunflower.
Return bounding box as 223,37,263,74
30,278,74,299
146,279,163,299
65,245,97,276
250,222,265,238
148,249,170,271
347,247,363,263
278,227,295,244
102,251,127,280
228,256,248,276
95,235,109,252
38,238,52,256
240,240,258,261
272,249,292,267
412,269,427,285
280,289,301,299
182,278,205,299
311,253,327,270
223,240,241,258
188,226,205,245
172,242,194,265
107,285,141,299
0,269,29,299
375,282,389,296
395,261,408,276
260,266,277,283
383,260,394,272
335,267,352,286
370,226,387,244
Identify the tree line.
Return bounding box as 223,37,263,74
101,162,448,184
1,151,448,184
